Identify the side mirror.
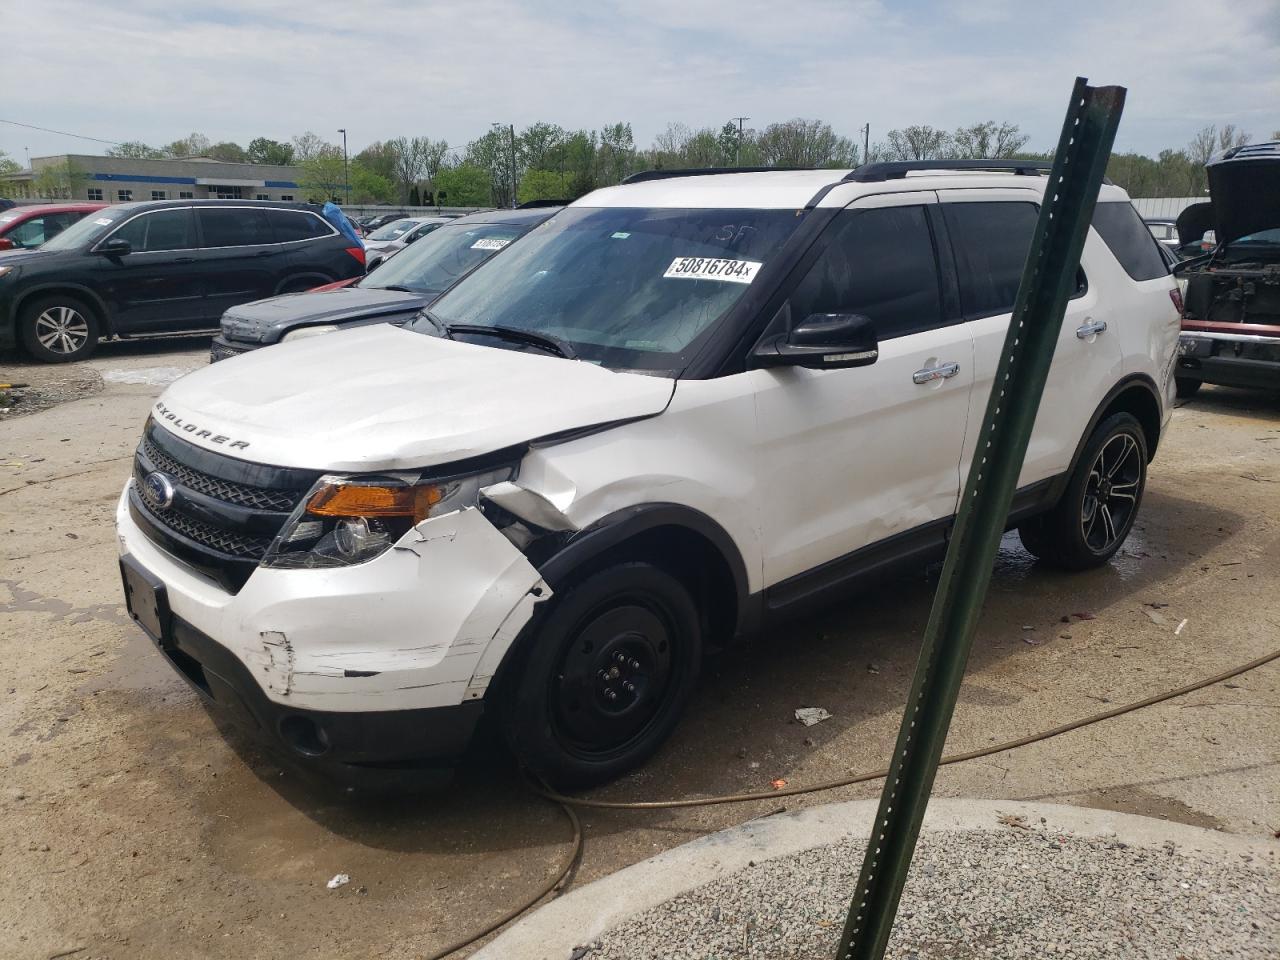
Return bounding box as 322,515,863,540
0,238,14,251
98,237,132,257
752,313,879,370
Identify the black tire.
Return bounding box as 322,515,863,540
502,562,702,789
1175,377,1202,399
18,294,100,363
279,276,323,295
1017,412,1148,570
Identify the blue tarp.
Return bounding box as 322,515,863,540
321,201,362,246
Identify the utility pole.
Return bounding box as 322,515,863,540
731,116,750,165
861,123,870,165
337,128,349,205
493,122,518,208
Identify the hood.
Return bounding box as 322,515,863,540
1176,202,1214,248
0,247,64,265
1206,145,1280,245
221,286,433,343
153,324,675,471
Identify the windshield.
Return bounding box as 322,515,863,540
39,208,126,251
362,219,532,294
414,207,804,371
1236,228,1280,245
367,219,420,241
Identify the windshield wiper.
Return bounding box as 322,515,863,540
445,323,577,360
377,284,421,293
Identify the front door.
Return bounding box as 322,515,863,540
90,208,206,331
753,192,974,593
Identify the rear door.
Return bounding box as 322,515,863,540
195,207,281,318
89,208,206,331
939,190,1122,489
753,191,975,590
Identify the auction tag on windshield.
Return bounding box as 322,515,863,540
471,237,510,250
664,257,761,284
93,218,114,226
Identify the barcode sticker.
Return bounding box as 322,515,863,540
471,238,510,250
663,257,761,284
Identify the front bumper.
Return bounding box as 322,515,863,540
1177,331,1280,390
115,485,549,765
209,335,257,363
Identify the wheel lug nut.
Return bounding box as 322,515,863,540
629,659,640,670
623,681,635,693
614,651,625,663
605,689,618,701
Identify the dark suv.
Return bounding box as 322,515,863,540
0,200,366,362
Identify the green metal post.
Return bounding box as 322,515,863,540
834,77,1126,960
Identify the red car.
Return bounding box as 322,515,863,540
0,202,109,252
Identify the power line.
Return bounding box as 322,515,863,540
0,117,123,147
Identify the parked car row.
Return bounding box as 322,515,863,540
114,160,1181,788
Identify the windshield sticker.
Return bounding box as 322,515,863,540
0,214,16,223
611,231,631,239
471,237,510,250
663,257,762,284
93,217,114,226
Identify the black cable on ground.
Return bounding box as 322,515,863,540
432,648,1279,956
420,794,582,960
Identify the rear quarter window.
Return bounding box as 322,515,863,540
269,210,333,242
1092,202,1168,281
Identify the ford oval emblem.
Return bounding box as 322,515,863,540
143,471,177,510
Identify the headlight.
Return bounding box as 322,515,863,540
262,465,515,568
281,324,340,343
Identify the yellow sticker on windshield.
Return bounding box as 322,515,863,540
663,257,761,284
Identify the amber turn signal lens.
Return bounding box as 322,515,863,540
307,483,443,523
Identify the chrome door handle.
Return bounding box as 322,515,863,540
912,361,960,384
1076,319,1107,339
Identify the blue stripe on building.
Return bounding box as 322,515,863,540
264,180,299,188
91,173,198,185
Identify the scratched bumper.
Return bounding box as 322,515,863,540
115,485,550,724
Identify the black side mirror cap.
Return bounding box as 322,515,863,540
751,313,879,370
97,237,132,257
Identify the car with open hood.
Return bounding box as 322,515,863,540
209,207,557,361
116,162,1177,788
1173,141,1280,397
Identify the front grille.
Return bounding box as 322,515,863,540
141,434,299,512
131,422,320,592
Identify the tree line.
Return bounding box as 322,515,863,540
4,121,1278,206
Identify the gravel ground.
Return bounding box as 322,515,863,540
590,826,1280,960
0,363,101,419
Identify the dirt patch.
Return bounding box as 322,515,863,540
0,360,102,419
1070,785,1226,831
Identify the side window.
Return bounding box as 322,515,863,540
789,205,943,340
268,210,332,243
197,208,273,248
108,210,194,252
8,218,47,249
1092,202,1167,281
943,202,1039,319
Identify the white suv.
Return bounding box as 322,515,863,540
116,163,1180,787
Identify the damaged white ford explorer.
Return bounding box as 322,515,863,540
117,162,1180,787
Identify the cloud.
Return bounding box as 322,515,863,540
3,0,1277,163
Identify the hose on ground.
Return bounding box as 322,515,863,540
433,647,1280,955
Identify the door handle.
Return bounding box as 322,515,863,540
254,250,274,257
173,257,196,264
912,361,960,384
1076,318,1107,339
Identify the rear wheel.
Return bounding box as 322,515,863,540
1175,377,1202,399
19,295,100,363
1017,412,1147,570
503,562,701,788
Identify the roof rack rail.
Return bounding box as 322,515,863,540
1218,141,1280,162
844,159,1055,182
621,166,820,184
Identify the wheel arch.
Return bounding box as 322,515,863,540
274,272,334,296
14,283,112,335
537,503,754,649
1051,374,1163,504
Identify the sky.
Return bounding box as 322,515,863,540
3,0,1278,165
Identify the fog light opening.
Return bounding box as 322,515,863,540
279,714,331,757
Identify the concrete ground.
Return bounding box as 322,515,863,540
1,337,1278,960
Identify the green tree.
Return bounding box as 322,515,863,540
518,122,566,172
518,169,574,204
0,150,20,176
108,141,165,159
350,163,395,203
33,160,87,199
163,132,212,158
757,118,855,167
291,131,334,163
597,122,638,185
246,137,295,165
208,141,247,163
433,163,491,207
355,141,397,181
298,153,346,202
387,136,450,204
883,124,952,160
